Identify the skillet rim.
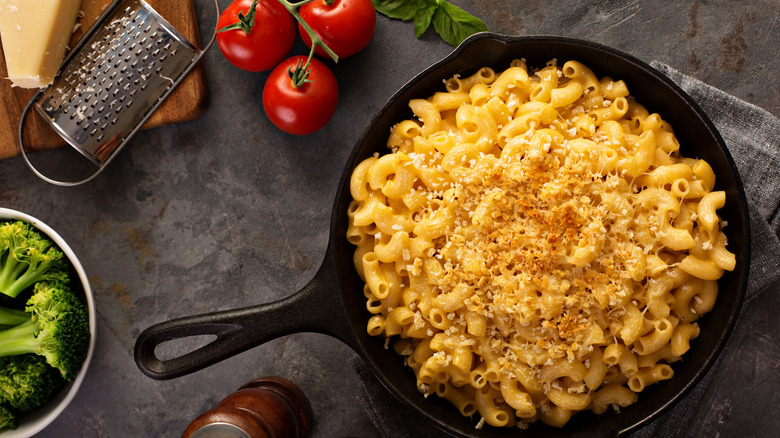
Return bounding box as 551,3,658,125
329,32,751,437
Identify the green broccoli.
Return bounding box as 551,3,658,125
0,281,90,381
0,306,29,328
0,355,65,412
0,221,70,299
0,403,16,430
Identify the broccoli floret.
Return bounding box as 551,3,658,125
0,281,90,381
0,221,70,299
0,403,16,430
0,355,65,412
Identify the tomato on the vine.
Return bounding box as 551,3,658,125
298,0,376,59
216,0,297,72
263,56,339,135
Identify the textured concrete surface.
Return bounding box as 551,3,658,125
0,0,777,436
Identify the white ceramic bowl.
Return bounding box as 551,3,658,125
0,208,96,437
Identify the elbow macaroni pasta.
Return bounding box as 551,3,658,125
347,59,735,429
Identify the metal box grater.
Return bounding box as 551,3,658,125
19,0,219,186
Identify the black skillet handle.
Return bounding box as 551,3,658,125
134,259,354,380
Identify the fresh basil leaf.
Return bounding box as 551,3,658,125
413,0,437,38
372,0,418,21
431,1,488,46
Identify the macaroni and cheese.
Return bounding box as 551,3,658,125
346,59,735,429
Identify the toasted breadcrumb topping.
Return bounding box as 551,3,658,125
418,129,650,372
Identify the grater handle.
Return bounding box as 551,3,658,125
201,0,222,54
17,96,101,187
17,0,222,187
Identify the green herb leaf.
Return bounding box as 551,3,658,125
413,0,437,38
372,0,418,21
431,1,488,46
372,0,488,46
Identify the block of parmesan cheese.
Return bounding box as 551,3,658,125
0,0,83,88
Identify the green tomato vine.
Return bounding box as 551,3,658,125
275,0,339,88
218,0,340,88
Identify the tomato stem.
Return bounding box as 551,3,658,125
287,57,314,88
275,0,339,64
274,0,339,89
287,44,318,88
217,0,259,34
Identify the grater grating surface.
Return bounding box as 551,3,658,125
19,0,219,186
35,0,199,166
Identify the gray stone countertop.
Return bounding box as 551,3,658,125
0,0,777,436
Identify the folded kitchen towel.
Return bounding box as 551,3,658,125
350,62,780,437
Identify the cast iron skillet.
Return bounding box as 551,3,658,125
135,33,750,437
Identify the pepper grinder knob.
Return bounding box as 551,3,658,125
181,377,311,438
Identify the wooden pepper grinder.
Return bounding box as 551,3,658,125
181,377,311,438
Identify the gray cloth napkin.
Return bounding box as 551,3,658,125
350,62,780,437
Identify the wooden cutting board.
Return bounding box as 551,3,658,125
0,0,209,160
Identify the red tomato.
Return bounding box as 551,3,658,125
216,0,296,72
298,0,376,59
263,56,339,135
